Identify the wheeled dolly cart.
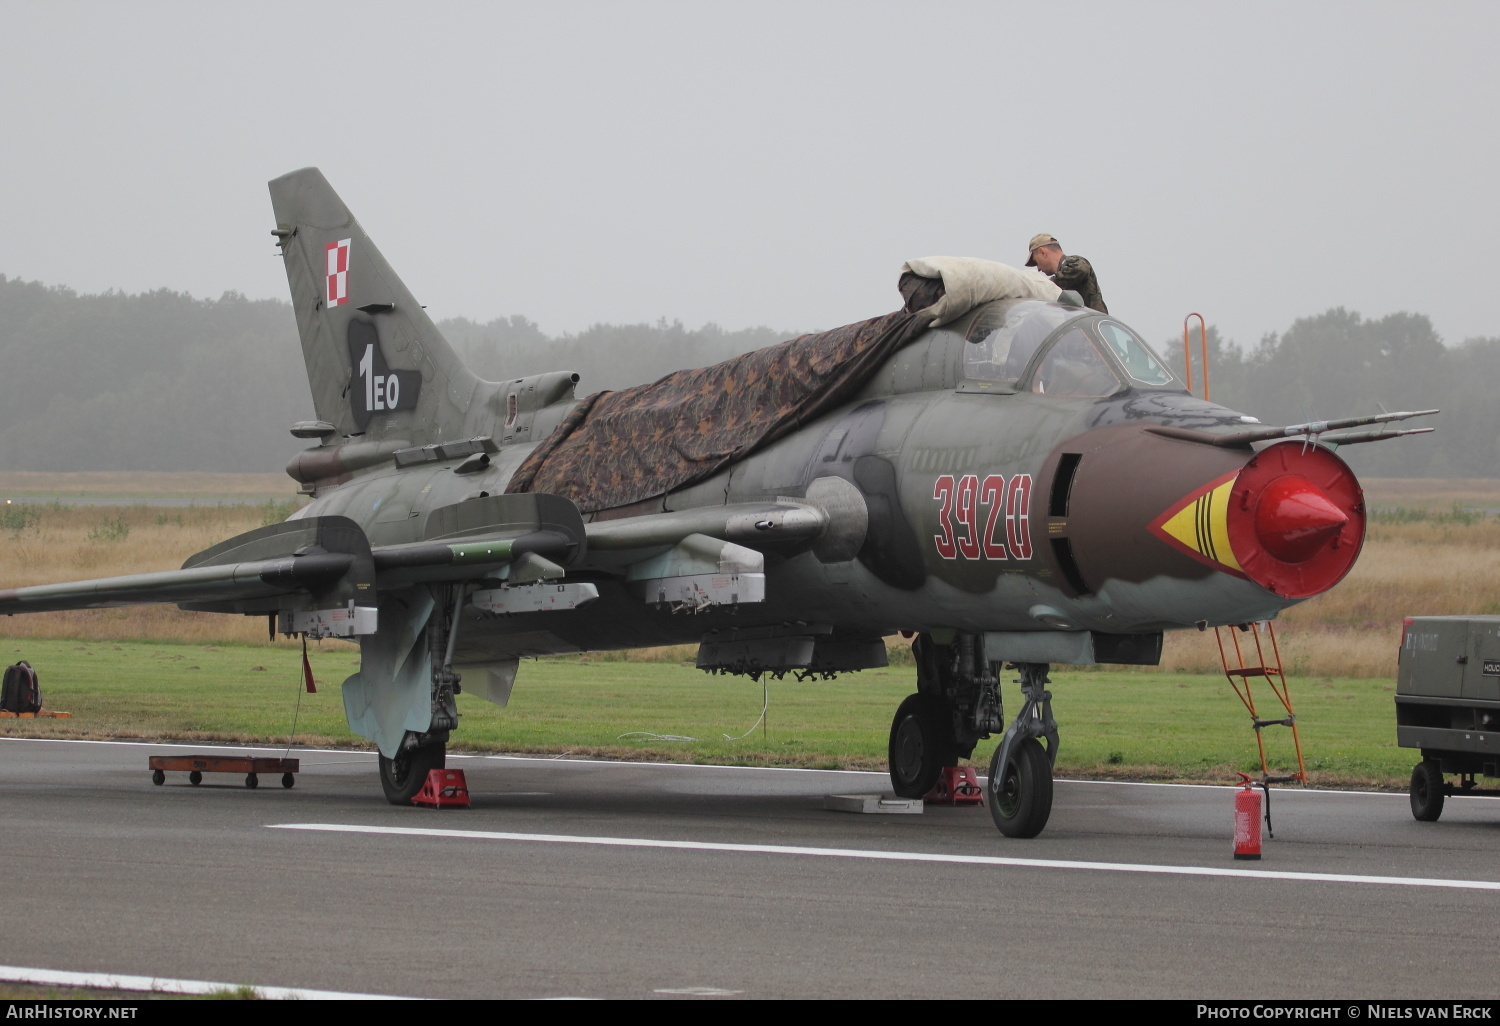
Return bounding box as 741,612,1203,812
149,754,299,790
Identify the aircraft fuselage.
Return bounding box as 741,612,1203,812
290,303,1353,667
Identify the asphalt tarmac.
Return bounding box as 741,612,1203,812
2,737,1499,1000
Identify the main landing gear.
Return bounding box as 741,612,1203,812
379,733,448,804
886,633,1058,838
889,634,996,798
378,586,464,805
889,693,956,798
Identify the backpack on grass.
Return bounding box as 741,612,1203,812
1,661,41,714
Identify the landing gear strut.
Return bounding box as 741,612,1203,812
888,634,1003,798
987,662,1058,838
378,586,464,805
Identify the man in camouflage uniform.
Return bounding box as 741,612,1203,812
1025,233,1107,314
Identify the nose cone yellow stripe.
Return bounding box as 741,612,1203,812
1154,475,1242,573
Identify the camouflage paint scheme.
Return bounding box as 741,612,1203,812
0,168,1424,829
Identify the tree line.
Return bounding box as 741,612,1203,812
0,274,1487,478
1168,309,1477,478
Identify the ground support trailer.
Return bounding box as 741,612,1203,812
1396,615,1500,820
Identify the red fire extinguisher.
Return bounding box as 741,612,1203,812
1234,772,1262,860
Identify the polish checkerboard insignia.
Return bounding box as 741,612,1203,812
325,239,351,307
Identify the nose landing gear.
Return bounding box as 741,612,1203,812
987,662,1058,838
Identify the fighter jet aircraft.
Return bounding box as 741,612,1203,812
0,168,1435,838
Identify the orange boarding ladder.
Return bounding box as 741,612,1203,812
1183,312,1209,400
1214,621,1307,785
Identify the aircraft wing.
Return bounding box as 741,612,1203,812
0,485,860,627
373,489,855,612
0,515,382,634
0,495,591,633
0,554,355,614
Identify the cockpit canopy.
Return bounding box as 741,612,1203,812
962,299,1178,397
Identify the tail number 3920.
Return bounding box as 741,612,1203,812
933,473,1032,561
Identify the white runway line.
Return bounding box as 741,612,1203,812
271,822,1500,893
0,963,418,1000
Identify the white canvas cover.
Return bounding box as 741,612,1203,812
901,256,1062,326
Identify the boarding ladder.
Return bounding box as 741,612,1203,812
1183,312,1209,400
1215,621,1307,785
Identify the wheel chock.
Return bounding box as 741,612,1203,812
923,766,985,806
412,768,470,808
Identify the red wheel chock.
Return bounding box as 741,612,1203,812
412,768,470,808
923,766,984,806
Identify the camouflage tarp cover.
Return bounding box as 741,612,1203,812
507,275,943,514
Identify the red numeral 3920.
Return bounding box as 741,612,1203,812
933,473,1032,561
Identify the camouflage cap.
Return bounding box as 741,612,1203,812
1025,233,1060,267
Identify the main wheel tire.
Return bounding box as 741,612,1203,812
1410,760,1446,822
888,693,957,798
988,736,1054,838
379,743,446,805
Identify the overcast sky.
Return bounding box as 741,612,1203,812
2,1,1494,352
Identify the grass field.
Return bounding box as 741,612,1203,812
0,983,256,1001
0,470,291,501
0,637,1412,787
0,472,1494,788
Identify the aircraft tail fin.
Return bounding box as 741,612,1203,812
268,168,485,447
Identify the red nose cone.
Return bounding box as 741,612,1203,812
1254,475,1349,563
1226,441,1366,599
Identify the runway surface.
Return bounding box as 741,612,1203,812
2,737,1499,1000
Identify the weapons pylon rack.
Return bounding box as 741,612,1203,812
1214,621,1307,785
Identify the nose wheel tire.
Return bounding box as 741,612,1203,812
1409,760,1445,822
989,736,1054,838
379,742,446,805
888,693,957,799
